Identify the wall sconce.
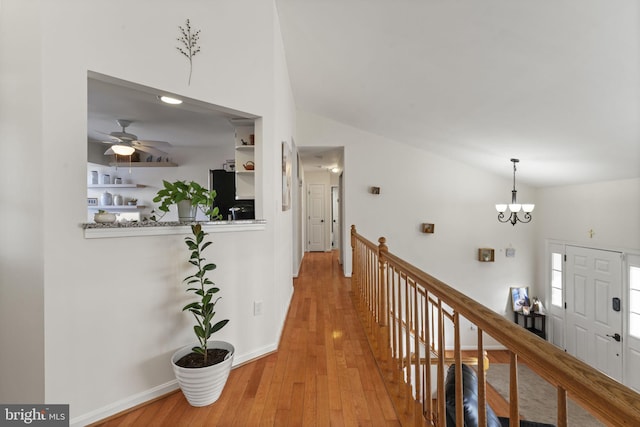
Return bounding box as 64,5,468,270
422,223,434,233
478,248,495,262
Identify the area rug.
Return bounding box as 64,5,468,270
486,364,605,427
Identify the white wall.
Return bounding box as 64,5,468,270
296,110,537,347
0,0,45,404
1,1,295,424
535,178,640,303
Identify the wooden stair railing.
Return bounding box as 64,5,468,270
351,225,640,427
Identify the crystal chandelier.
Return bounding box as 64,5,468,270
495,158,534,225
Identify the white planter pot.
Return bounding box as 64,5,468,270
177,200,197,222
171,341,234,407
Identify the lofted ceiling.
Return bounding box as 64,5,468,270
275,0,640,187
88,2,639,187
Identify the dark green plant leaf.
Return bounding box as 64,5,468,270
212,319,229,333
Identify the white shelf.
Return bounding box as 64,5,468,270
235,145,255,151
236,170,255,174
109,162,178,167
88,184,145,188
235,195,255,200
88,205,146,210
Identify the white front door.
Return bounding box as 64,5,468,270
565,245,623,381
307,183,325,252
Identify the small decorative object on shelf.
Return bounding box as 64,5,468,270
422,223,435,234
370,186,381,195
243,161,255,171
100,191,113,206
478,248,495,262
94,210,117,224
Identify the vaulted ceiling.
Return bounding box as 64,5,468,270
275,0,639,187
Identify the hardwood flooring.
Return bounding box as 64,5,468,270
91,251,511,426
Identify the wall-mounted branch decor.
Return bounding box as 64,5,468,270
176,19,201,85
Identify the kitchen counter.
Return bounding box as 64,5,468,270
82,219,267,239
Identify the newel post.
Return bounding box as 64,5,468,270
351,225,357,283
378,237,388,327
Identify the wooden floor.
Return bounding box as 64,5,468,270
92,251,511,426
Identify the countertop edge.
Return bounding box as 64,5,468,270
83,220,267,239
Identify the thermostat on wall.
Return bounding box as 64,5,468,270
505,248,516,258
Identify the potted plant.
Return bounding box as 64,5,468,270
171,223,233,406
152,180,220,222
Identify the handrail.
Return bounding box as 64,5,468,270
351,225,640,427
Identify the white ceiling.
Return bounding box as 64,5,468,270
275,0,640,187
87,73,255,152
88,2,639,187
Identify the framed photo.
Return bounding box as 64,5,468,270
87,197,98,206
282,140,292,211
510,287,530,312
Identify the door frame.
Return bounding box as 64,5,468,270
547,240,640,388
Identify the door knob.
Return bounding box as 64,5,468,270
606,333,621,342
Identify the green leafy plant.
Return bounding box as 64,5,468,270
151,180,220,221
183,224,229,365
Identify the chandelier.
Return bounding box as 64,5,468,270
495,158,534,225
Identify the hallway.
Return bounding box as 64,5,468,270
95,251,401,426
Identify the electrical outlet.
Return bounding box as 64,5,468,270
254,300,263,316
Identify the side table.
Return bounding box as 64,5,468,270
513,311,546,340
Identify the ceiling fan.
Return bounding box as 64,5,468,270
100,119,171,157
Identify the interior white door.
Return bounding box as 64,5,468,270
307,183,325,252
565,245,623,381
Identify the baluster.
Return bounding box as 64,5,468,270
557,386,568,427
509,352,519,426
423,290,431,421
404,274,412,411
477,328,487,427
437,299,446,427
454,312,463,427
413,278,421,421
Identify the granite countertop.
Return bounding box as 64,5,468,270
82,219,267,238
82,219,266,229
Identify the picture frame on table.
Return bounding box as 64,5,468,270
510,286,530,312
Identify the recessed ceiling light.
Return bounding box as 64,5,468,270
158,95,183,105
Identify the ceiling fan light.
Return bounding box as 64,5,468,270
495,204,507,213
522,204,535,213
509,203,522,212
112,144,135,156
159,95,183,105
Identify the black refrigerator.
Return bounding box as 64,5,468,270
209,169,255,220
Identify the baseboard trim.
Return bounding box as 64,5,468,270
74,344,279,427
74,380,179,427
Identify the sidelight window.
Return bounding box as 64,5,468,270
551,252,563,307
630,266,640,338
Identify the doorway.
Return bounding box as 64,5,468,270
307,183,326,252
